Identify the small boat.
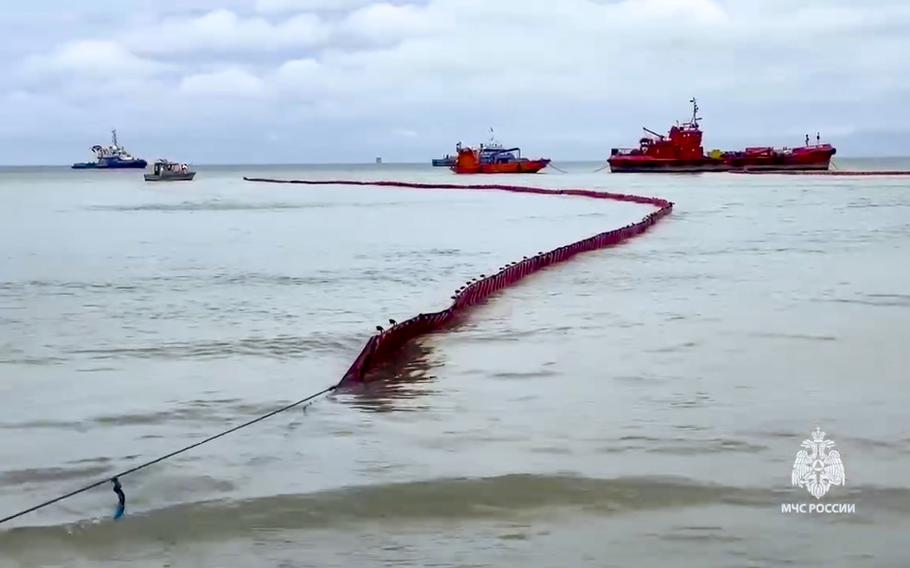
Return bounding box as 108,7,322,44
451,130,550,174
72,129,147,169
432,155,456,167
608,99,836,173
144,159,196,181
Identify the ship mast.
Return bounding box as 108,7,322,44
111,128,119,148
689,98,701,127
487,127,504,149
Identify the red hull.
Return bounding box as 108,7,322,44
609,145,836,173
724,144,835,171
607,156,728,173
453,159,550,174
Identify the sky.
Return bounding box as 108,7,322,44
1,0,909,164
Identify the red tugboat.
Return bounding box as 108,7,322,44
608,99,725,173
608,99,836,173
451,130,550,174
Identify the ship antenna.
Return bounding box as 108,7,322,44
689,97,700,126
111,128,118,147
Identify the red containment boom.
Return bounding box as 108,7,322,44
242,177,673,387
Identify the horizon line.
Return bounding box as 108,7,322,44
2,155,908,168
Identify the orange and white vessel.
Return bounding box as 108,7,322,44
451,130,550,174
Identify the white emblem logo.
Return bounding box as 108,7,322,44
791,427,845,499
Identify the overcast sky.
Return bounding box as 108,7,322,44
2,0,909,164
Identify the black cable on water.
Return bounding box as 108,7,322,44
0,384,337,526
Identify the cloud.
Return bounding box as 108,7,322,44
618,0,728,24
393,128,419,138
268,0,735,107
299,0,908,107
274,58,334,99
125,9,331,55
20,40,168,80
3,0,910,163
121,4,439,57
178,68,267,97
255,0,383,13
340,3,446,43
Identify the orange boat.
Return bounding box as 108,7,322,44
450,131,550,174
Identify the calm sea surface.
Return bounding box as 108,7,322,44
1,160,909,567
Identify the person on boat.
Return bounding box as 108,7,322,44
805,134,810,146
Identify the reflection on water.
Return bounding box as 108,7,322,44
341,339,445,413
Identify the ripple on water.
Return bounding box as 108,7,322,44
0,465,111,486
86,200,413,212
91,399,308,427
0,269,417,297
747,331,838,342
451,325,576,344
488,369,560,380
818,293,910,308
4,474,909,550
645,341,701,354
66,333,364,361
0,474,765,543
0,419,85,431
596,434,765,455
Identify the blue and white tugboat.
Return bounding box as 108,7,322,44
72,129,147,169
